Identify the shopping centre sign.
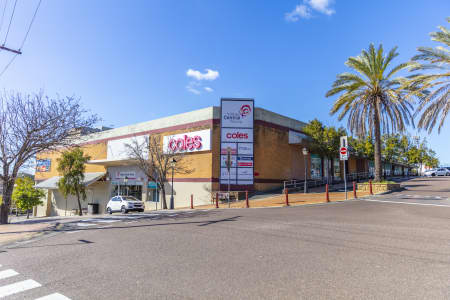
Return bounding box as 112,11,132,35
220,98,254,185
163,129,211,153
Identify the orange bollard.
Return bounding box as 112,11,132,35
190,194,194,209
215,192,219,208
285,188,289,206
326,184,330,202
353,182,357,199
369,180,373,195
245,190,249,208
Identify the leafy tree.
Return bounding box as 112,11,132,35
303,119,346,182
57,148,91,216
408,18,450,133
326,44,423,182
382,134,403,163
12,177,44,219
350,135,374,160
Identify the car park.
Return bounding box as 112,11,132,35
424,168,450,177
106,195,144,214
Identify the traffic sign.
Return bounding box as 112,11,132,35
340,147,347,155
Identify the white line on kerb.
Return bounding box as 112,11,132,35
0,279,42,298
361,199,450,207
0,269,19,280
35,292,71,300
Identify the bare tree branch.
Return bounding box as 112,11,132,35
0,91,99,224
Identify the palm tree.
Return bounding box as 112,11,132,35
326,44,421,182
408,18,449,133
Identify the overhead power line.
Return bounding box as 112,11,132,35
19,0,42,50
3,0,17,46
0,0,8,34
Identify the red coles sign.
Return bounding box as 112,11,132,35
168,135,202,152
225,132,249,140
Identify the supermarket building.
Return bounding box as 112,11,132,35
34,100,394,216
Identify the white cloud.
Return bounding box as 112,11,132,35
307,0,335,15
186,85,201,94
186,68,219,81
204,87,214,92
285,0,335,22
186,81,201,94
285,4,311,22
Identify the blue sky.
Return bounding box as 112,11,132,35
1,0,449,164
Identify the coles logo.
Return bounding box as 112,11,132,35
168,135,202,152
240,104,251,117
226,131,249,140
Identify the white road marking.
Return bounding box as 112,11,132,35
75,223,96,227
0,269,19,280
0,279,41,298
66,230,82,234
35,292,71,300
93,220,118,223
361,199,450,207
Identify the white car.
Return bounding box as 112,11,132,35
424,168,450,177
106,196,144,214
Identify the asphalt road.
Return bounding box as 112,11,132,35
1,177,449,299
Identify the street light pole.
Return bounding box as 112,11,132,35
303,148,309,193
124,176,128,196
170,158,176,210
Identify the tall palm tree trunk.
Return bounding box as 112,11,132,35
373,103,383,182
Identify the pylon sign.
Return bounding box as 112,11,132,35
340,136,348,161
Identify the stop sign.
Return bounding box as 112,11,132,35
340,147,347,155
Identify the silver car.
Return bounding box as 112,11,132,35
106,196,144,214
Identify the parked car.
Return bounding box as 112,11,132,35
106,195,144,214
424,168,450,177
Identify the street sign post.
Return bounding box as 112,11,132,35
340,136,348,200
226,147,232,207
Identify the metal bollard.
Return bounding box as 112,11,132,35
285,188,289,206
245,190,249,208
215,192,219,208
369,180,373,195
190,194,194,209
326,184,330,202
353,181,357,199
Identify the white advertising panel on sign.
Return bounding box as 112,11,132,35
221,100,254,128
238,143,253,155
163,129,211,153
221,128,253,143
107,135,148,161
221,155,237,168
220,168,237,184
220,143,237,155
238,168,253,180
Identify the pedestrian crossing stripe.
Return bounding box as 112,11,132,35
35,292,71,300
0,279,42,298
0,269,19,280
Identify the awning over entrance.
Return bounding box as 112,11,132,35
35,172,106,189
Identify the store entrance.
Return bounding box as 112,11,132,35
112,185,143,200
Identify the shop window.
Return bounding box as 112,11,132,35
112,185,143,200
311,154,322,179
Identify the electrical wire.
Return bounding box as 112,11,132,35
3,0,17,45
0,0,8,35
19,0,42,50
0,53,17,78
